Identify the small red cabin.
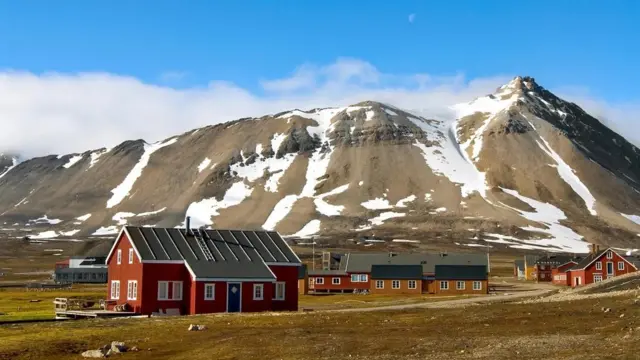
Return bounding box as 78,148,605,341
567,248,638,287
105,224,301,315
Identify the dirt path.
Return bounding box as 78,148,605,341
325,282,557,313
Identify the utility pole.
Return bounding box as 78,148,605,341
312,236,316,271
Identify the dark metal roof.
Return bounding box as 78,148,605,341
340,252,488,274
514,260,524,271
307,269,348,276
124,226,300,280
370,265,423,280
524,255,539,266
298,264,307,279
77,257,107,266
568,249,609,271
434,265,488,280
534,255,580,267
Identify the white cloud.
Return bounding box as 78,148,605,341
159,71,188,83
0,59,637,159
408,13,416,23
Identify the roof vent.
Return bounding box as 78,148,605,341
184,216,192,236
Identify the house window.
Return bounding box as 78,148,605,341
540,273,545,279
332,277,341,285
408,280,417,289
359,274,368,282
351,274,359,282
473,281,482,290
618,262,625,271
540,265,545,270
117,249,122,265
440,281,449,290
392,280,400,289
127,280,138,300
593,274,603,283
456,281,465,290
274,282,285,300
606,251,613,259
375,280,384,289
315,277,324,285
595,262,602,270
158,281,169,300
128,248,134,264
253,284,264,301
204,284,215,300
172,281,183,301
110,280,120,300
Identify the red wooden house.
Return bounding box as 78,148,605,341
105,221,301,315
566,247,638,287
551,260,578,286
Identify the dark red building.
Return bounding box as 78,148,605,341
105,222,301,315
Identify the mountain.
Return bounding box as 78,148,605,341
1,76,640,253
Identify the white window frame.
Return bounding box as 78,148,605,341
351,274,359,282
315,277,324,285
595,262,602,270
472,281,482,290
540,273,545,279
332,277,341,285
392,280,400,289
606,251,613,259
253,284,264,301
127,280,138,300
274,282,285,301
158,281,169,300
375,280,384,289
128,248,134,264
408,280,417,289
204,283,215,300
540,265,545,271
593,274,603,283
439,281,449,290
456,281,465,290
618,261,625,271
117,249,122,265
172,281,183,301
359,274,368,282
110,280,120,300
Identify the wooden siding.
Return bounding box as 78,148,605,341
369,279,422,294
433,280,488,295
308,274,351,292
268,265,299,311
106,232,144,313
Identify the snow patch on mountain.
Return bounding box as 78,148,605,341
185,181,254,228
395,195,417,208
76,214,92,222
361,198,392,210
535,136,597,215
621,213,640,226
106,138,178,209
262,195,298,231
62,155,83,169
500,188,589,253
198,158,211,173
292,219,321,238
0,157,19,179
89,149,110,169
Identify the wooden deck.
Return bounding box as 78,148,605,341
54,297,140,319
55,310,138,319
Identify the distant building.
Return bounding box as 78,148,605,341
53,256,108,284
306,252,489,294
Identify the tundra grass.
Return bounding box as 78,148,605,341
0,294,638,360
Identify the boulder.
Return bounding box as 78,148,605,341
81,350,106,358
110,341,127,353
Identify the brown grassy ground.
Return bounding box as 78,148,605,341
0,293,638,360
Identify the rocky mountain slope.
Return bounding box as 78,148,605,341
2,76,640,253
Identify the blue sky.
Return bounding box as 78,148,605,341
1,0,638,100
0,1,639,157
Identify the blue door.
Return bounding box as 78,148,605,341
227,283,241,313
